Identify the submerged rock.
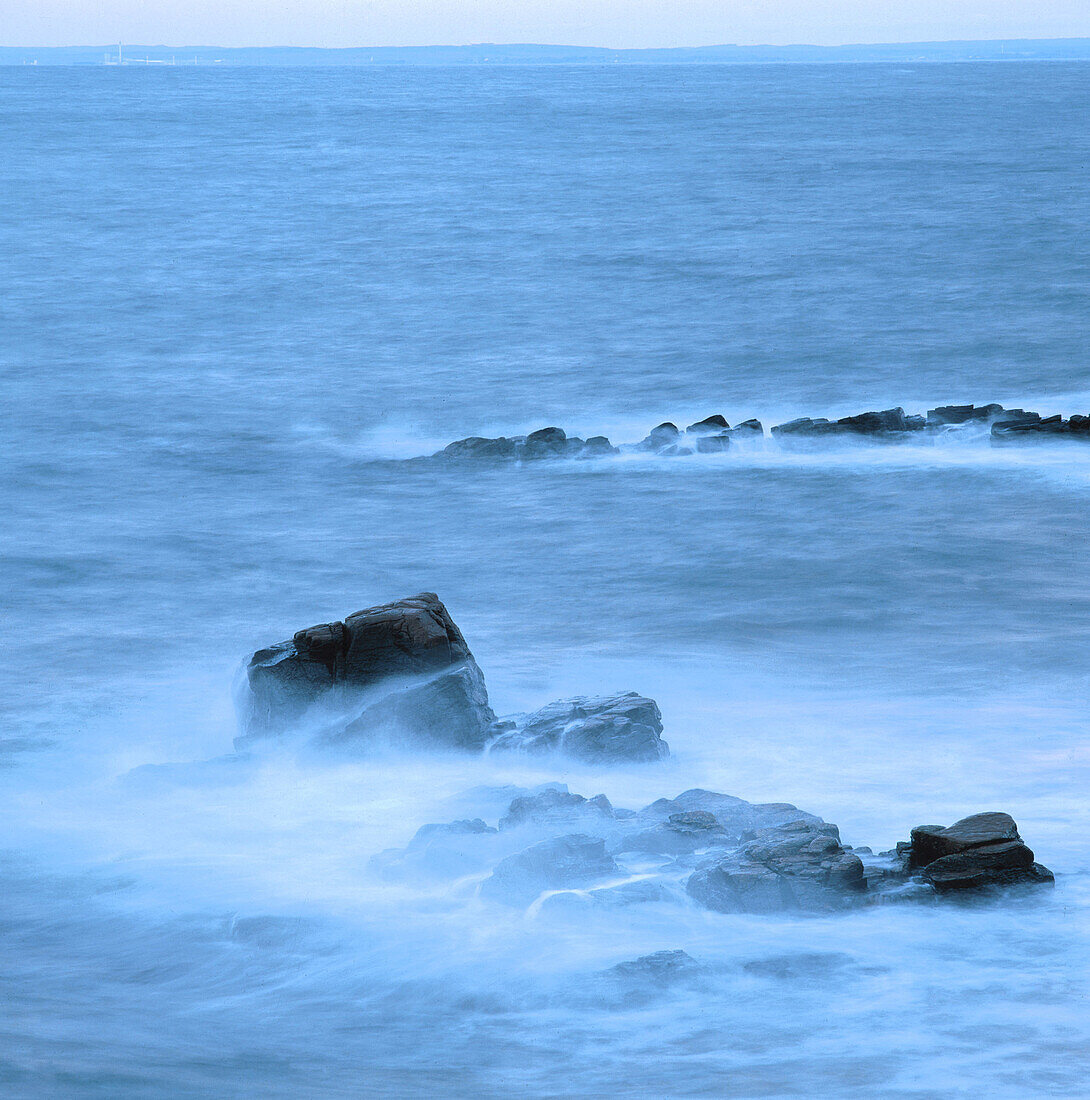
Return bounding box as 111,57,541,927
695,431,731,454
238,592,495,752
488,692,669,762
480,834,619,906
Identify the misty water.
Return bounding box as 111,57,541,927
3,63,1090,1096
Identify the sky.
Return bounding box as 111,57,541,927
4,0,1090,49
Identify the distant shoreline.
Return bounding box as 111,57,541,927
4,38,1090,66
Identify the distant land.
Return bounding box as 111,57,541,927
3,39,1090,66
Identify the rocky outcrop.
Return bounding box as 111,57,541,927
897,812,1055,892
369,786,1054,915
488,692,669,762
238,593,495,751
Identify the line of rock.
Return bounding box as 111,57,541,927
427,403,1090,462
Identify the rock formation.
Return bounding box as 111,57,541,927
370,784,1055,915
239,596,668,761
238,592,495,751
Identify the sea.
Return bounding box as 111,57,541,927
2,62,1089,1097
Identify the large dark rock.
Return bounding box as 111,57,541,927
239,593,495,751
488,692,669,762
686,415,729,435
480,834,620,906
902,812,1053,893
521,426,585,460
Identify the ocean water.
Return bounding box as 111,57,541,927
2,62,1090,1097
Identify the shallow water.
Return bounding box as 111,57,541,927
2,62,1090,1097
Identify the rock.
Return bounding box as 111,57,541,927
480,834,619,906
902,812,1053,893
499,788,614,831
489,692,669,762
440,436,518,461
909,812,1020,866
927,403,1005,425
638,423,681,452
606,950,700,981
686,415,729,435
521,426,582,460
370,817,500,881
991,414,1089,444
239,592,495,752
617,810,731,856
695,432,731,454
659,444,694,457
687,820,864,914
771,408,909,442
580,436,618,456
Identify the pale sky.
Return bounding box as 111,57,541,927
5,0,1090,49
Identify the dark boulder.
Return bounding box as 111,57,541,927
837,407,907,434
902,812,1053,893
440,436,519,461
638,423,681,452
521,426,583,460
239,593,495,752
580,435,618,456
480,834,619,906
489,691,669,763
731,418,764,436
686,415,729,435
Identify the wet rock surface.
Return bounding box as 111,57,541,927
370,786,1054,915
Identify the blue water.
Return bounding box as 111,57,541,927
2,63,1090,1097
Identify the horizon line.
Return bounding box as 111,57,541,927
6,35,1090,51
